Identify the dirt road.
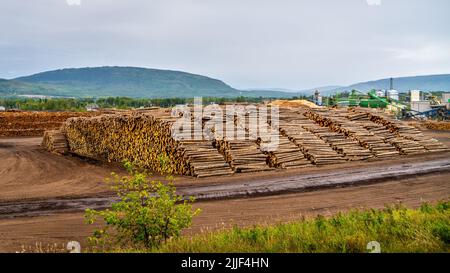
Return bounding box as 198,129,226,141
1,155,449,218
1,135,449,202
0,172,448,252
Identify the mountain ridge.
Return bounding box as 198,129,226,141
1,67,449,98
330,74,450,93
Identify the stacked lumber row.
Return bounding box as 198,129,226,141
257,122,311,169
390,122,448,152
214,111,273,173
348,111,427,154
358,110,447,153
216,139,272,173
63,113,189,174
0,111,99,137
41,130,69,154
63,112,229,176
177,140,234,178
238,108,312,169
172,116,234,177
279,123,346,165
63,112,236,177
302,123,373,161
306,109,399,158
277,109,346,165
268,134,312,169
424,121,450,131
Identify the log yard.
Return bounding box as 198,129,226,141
0,101,449,252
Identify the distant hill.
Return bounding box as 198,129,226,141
1,67,449,98
0,78,63,96
331,74,450,93
7,67,246,98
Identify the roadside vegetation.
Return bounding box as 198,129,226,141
88,200,449,253
150,201,449,253
82,162,449,253
84,161,201,251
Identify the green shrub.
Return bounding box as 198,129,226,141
85,161,201,251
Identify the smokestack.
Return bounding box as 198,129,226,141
390,78,394,90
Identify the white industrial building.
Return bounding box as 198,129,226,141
443,93,450,109
443,93,450,103
410,101,432,113
375,90,386,97
387,89,399,101
410,90,421,102
0,106,5,112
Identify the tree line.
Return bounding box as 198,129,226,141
0,96,300,111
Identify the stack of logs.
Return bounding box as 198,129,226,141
0,111,99,137
302,123,373,161
178,140,234,178
39,105,449,178
41,130,69,154
62,113,188,174
356,109,448,153
307,109,405,157
216,139,272,173
214,110,274,173
266,134,312,169
278,112,346,165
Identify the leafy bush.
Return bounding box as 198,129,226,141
85,161,201,251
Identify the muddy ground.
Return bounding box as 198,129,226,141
0,128,449,252
0,172,448,252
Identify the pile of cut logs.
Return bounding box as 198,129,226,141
355,110,448,153
305,109,399,158
280,123,346,165
302,123,373,161
41,130,69,154
0,111,99,137
40,105,448,178
265,133,312,169
178,140,233,178
216,139,272,173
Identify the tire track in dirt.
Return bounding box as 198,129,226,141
1,157,449,218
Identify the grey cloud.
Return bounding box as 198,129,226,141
1,0,449,89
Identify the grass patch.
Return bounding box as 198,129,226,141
130,201,450,253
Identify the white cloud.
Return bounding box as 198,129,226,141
366,0,382,6
389,45,450,62
66,0,81,6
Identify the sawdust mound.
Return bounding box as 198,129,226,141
270,100,320,108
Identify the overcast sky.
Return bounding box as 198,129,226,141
1,0,450,89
